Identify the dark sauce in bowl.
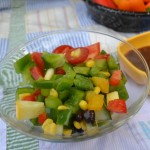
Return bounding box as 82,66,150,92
125,46,150,71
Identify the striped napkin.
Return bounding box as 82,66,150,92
1,0,150,149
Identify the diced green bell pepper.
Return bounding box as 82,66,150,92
73,66,90,76
41,89,50,97
89,66,100,76
46,108,57,122
56,109,72,126
42,52,65,68
14,54,32,73
117,80,129,100
100,50,107,54
55,76,74,91
65,88,85,114
63,63,76,78
37,95,45,102
109,80,129,100
107,55,119,70
58,90,70,102
30,118,39,126
33,80,54,89
22,62,35,84
74,75,94,90
45,95,62,109
94,59,108,71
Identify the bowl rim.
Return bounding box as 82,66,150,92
84,1,150,17
0,28,150,142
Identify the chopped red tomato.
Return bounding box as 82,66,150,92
109,70,122,86
95,54,110,60
22,94,36,101
107,99,127,113
31,52,44,70
38,112,47,124
86,42,100,59
55,67,65,75
30,66,44,80
53,45,73,54
33,89,41,97
65,47,89,65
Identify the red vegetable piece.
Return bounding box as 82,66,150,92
107,99,127,113
30,66,44,80
55,67,66,75
93,0,117,9
31,52,44,70
109,70,122,86
38,112,47,125
86,42,100,59
34,89,41,97
65,47,89,65
95,54,110,60
22,94,36,101
53,45,73,54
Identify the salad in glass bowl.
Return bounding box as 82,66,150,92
0,29,149,142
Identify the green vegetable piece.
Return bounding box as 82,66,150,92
65,88,85,114
107,55,119,70
117,81,129,100
30,118,39,126
89,66,100,76
100,50,107,54
73,66,90,75
58,90,70,102
45,95,62,109
63,63,76,78
94,59,108,71
37,95,45,102
41,89,50,97
22,62,35,84
46,108,57,122
57,109,72,126
109,80,129,100
34,80,54,89
56,77,74,91
122,72,127,84
51,74,63,81
14,54,32,73
74,75,94,91
42,52,65,68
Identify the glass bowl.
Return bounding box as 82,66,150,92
83,1,150,33
0,29,149,142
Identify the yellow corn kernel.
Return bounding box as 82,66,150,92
49,88,58,97
43,124,51,135
86,60,95,68
63,129,72,137
94,86,101,94
100,71,110,77
73,121,81,129
58,105,69,110
48,122,57,136
81,120,87,131
42,118,53,129
79,100,88,110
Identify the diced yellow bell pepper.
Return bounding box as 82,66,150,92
85,91,97,102
87,94,104,111
92,77,109,93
